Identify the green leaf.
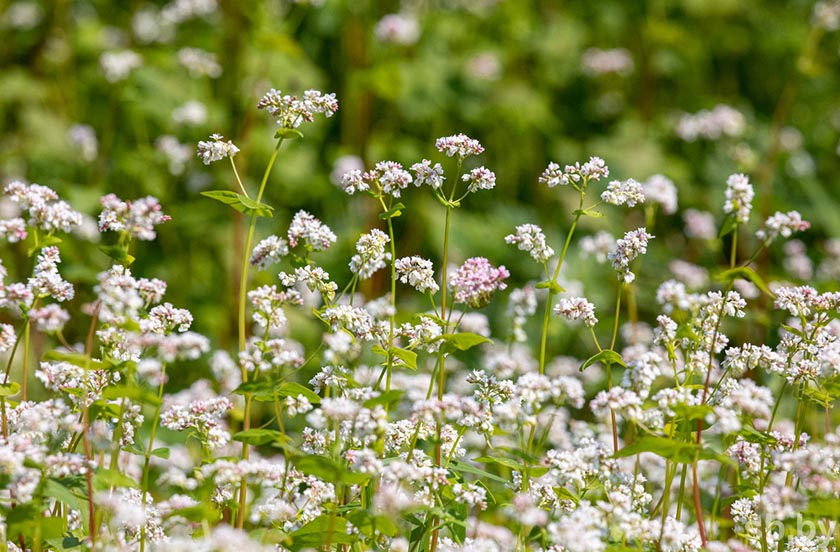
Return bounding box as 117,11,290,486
274,128,304,140
716,266,774,298
201,190,274,218
93,468,137,490
42,350,109,371
289,515,355,550
580,349,626,372
0,382,20,397
473,455,523,471
718,213,739,238
438,333,492,352
573,208,605,218
101,384,162,406
99,244,135,265
379,202,406,220
363,390,404,409
233,380,320,404
615,436,700,464
535,280,566,294
166,503,220,522
449,460,507,483
345,509,398,538
295,455,369,484
372,345,417,370
151,447,170,459
43,479,84,508
232,429,287,446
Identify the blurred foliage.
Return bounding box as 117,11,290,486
2,0,840,361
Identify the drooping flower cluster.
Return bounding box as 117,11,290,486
98,194,171,241
608,228,654,283
250,235,289,270
395,256,439,294
538,157,610,188
642,174,678,214
554,297,598,327
505,224,554,264
256,88,338,129
349,229,391,279
449,257,510,308
287,210,337,251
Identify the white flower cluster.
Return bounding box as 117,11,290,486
539,157,609,188
505,224,554,264
350,229,391,279
608,227,655,283
601,178,645,207
395,256,439,294
723,173,755,224
98,194,171,241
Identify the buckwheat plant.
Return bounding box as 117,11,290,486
2,86,840,552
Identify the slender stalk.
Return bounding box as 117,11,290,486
537,190,586,375
235,137,284,529
21,318,30,401
140,365,167,552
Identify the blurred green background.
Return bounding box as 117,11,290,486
2,0,839,352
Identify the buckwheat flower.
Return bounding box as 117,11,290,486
755,210,811,242
161,397,232,450
350,229,391,279
450,257,509,309
504,224,554,264
608,228,654,283
256,88,338,129
435,133,484,158
155,135,193,175
581,47,634,75
285,395,313,416
29,246,74,302
682,208,717,240
4,181,82,233
339,169,368,194
172,100,207,126
322,306,383,342
330,155,365,187
287,210,336,251
813,0,840,29
462,166,496,193
0,323,15,352
579,231,615,263
67,124,98,162
723,173,754,223
538,162,568,187
554,297,598,327
177,47,221,78
196,133,239,165
411,159,445,189
365,161,413,197
248,284,302,330
453,482,488,510
29,304,70,333
284,265,337,302
642,174,678,214
99,50,142,82
141,302,192,334
398,316,443,352
774,285,820,317
98,194,170,240
250,235,289,270
374,13,421,45
601,178,645,207
395,256,439,294
0,217,27,242
676,104,745,141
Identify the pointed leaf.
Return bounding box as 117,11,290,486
580,349,626,372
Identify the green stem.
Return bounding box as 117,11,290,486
140,364,167,552
538,190,586,375
235,138,284,529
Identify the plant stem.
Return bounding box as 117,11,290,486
140,365,167,552
235,137,284,529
